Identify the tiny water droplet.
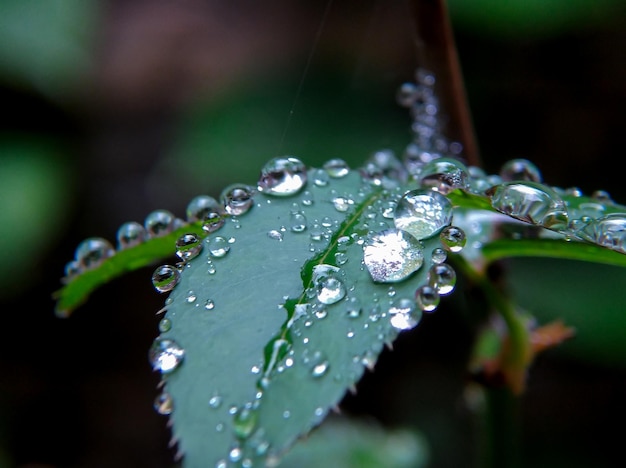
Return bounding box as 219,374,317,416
229,446,243,462
363,229,424,282
331,196,350,213
345,297,362,318
221,184,254,216
151,265,180,292
186,195,221,222
431,247,447,264
312,168,329,186
283,410,291,419
204,299,215,310
233,407,257,439
334,252,348,265
207,263,216,275
116,222,146,249
315,308,328,319
487,182,568,228
208,236,230,257
144,210,176,238
175,233,203,261
75,237,115,270
258,157,307,196
419,158,469,194
290,212,307,232
591,190,613,203
394,189,452,239
154,391,173,415
185,290,197,303
396,82,419,107
158,318,172,333
208,394,223,409
301,190,314,206
428,263,456,295
149,338,185,373
415,285,440,312
267,230,283,241
440,226,466,253
500,159,542,183
311,360,329,378
323,158,350,178
389,298,421,330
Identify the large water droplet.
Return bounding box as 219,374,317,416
186,195,221,222
175,233,203,261
439,226,466,253
487,182,568,228
394,189,452,239
389,298,422,330
419,158,469,194
158,318,172,333
431,247,447,264
145,210,176,238
323,158,350,178
428,263,456,295
149,338,185,373
152,265,181,292
579,214,626,253
154,391,173,415
500,159,542,183
202,212,225,234
221,184,254,216
207,236,230,258
116,222,146,249
363,229,424,282
257,157,307,196
75,237,115,270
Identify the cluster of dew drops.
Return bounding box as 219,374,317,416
63,68,626,465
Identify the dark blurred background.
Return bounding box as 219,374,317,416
1,0,625,466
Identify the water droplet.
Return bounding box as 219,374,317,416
208,236,230,257
396,82,419,107
500,159,542,183
257,157,307,196
207,262,217,275
579,214,626,253
301,190,314,206
175,233,203,261
332,196,352,212
317,277,346,304
431,247,447,264
334,252,348,265
312,169,329,186
394,189,452,239
363,229,424,282
267,230,283,241
289,212,307,232
233,406,257,439
221,184,254,216
439,226,466,253
151,265,181,292
416,67,436,86
116,222,146,249
345,297,362,318
229,446,243,462
201,212,225,234
203,393,222,410
487,182,568,228
154,391,173,415
216,459,227,468
389,298,422,330
149,338,185,373
315,308,328,319
145,210,176,238
204,299,215,310
415,285,440,312
428,263,456,295
158,318,172,333
311,357,330,378
592,190,613,203
283,410,291,419
75,238,115,270
64,260,80,279
185,290,197,303
323,159,350,178
419,158,469,194
186,195,222,222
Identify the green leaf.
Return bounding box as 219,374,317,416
54,222,207,316
279,417,429,468
156,170,447,466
